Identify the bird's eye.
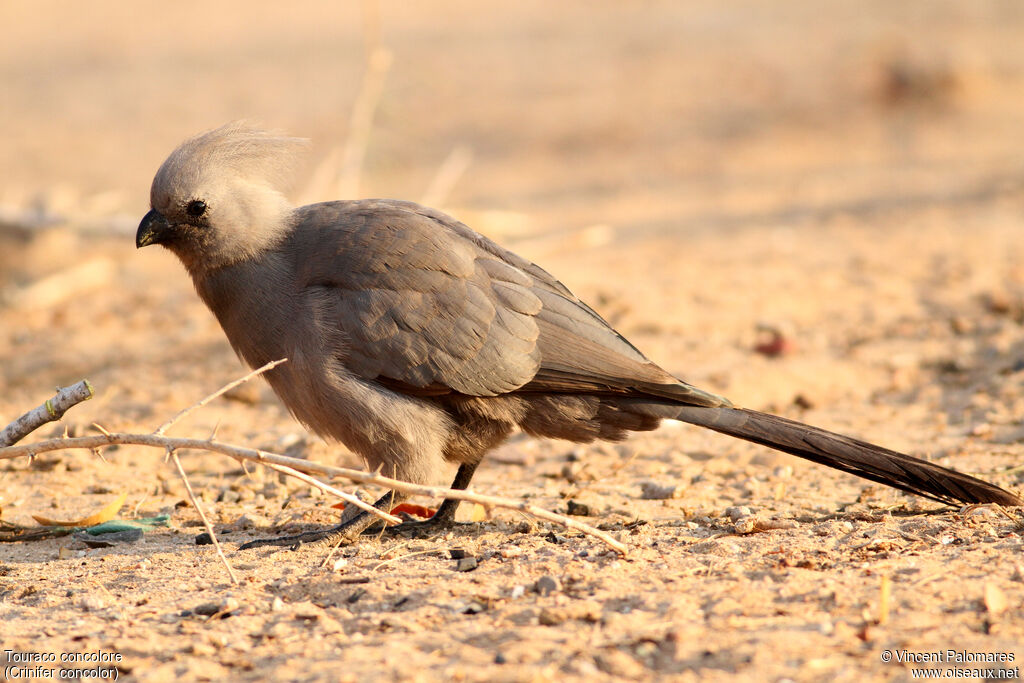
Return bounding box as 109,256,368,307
186,200,208,218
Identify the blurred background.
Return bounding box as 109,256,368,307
3,1,1024,234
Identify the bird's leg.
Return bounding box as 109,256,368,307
427,461,479,524
385,461,479,534
238,489,408,550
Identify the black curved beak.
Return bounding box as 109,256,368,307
136,209,171,248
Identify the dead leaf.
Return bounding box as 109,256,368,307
32,492,128,527
467,504,487,522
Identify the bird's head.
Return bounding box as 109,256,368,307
137,122,308,273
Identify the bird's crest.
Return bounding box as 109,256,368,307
153,121,308,201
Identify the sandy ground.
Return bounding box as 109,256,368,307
2,2,1024,681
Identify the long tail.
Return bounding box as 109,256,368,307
626,402,1021,506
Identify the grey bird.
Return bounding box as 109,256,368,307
136,123,1021,549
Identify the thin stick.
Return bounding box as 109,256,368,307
168,448,238,585
0,433,628,554
154,359,287,435
335,47,392,199
259,460,401,525
0,380,94,447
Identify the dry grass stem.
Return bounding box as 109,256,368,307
168,448,238,585
302,48,392,203
421,145,473,208
154,359,287,436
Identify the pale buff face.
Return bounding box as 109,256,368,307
138,122,308,272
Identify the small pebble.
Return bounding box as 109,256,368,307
538,608,567,625
725,506,751,522
984,290,1013,315
461,601,486,614
193,597,240,617
510,585,526,599
566,500,592,516
772,466,793,479
792,393,815,410
217,489,241,503
79,596,107,611
950,315,972,335
534,575,560,596
734,517,757,534
193,603,220,616
561,463,579,479
970,423,992,437
455,557,478,572
450,547,470,560
640,481,681,500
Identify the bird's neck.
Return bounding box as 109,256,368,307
191,253,296,370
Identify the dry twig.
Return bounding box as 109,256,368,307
154,359,286,436
0,432,627,554
168,448,238,584
0,380,94,447
260,460,401,525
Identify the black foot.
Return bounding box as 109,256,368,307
239,491,409,550
382,501,464,537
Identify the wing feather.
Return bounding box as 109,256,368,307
290,199,726,406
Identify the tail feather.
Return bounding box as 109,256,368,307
626,402,1021,506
